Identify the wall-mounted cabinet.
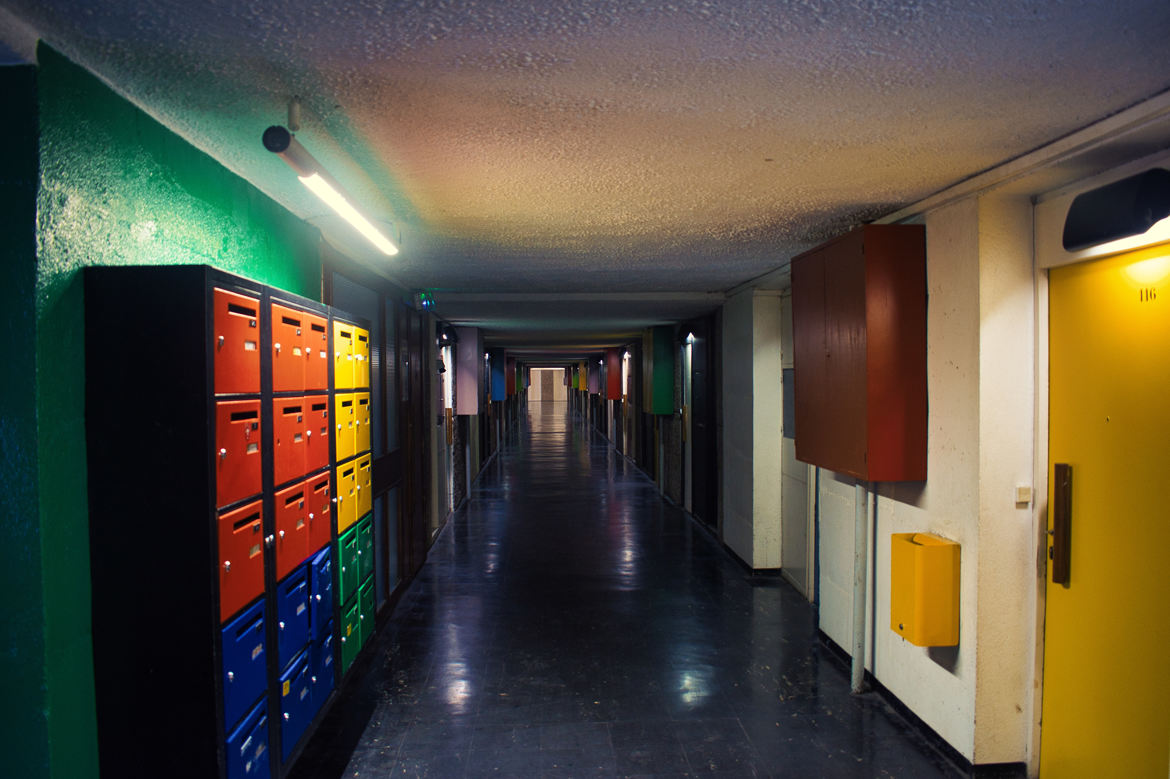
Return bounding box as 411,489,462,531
84,266,378,779
791,224,927,481
642,325,675,415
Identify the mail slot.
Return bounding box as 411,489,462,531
214,287,261,395
307,475,332,555
337,526,360,604
215,399,263,508
309,547,333,642
353,328,370,389
304,314,329,391
224,698,269,779
891,533,960,647
333,322,355,390
310,627,334,717
355,454,372,521
274,480,311,580
279,650,313,762
221,598,266,729
340,597,360,675
273,400,307,488
333,394,355,462
303,395,330,476
218,499,265,622
354,393,371,455
357,515,373,584
359,577,375,648
271,303,307,393
277,563,311,671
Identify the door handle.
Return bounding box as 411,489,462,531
1051,463,1072,586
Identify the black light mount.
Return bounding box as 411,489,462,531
1062,168,1170,252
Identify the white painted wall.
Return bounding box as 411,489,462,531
529,368,567,402
722,290,755,563
455,326,484,415
973,195,1036,763
780,292,811,596
815,195,1036,763
752,293,784,568
720,289,784,568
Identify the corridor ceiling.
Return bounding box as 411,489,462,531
5,1,1170,351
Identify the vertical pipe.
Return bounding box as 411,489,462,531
852,481,868,694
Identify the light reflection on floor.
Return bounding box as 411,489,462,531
290,403,966,779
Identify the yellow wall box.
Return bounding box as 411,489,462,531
890,533,960,646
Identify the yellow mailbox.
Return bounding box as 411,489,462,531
891,533,959,646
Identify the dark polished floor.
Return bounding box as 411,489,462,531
291,402,963,778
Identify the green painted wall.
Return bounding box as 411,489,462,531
0,63,49,779
32,43,323,779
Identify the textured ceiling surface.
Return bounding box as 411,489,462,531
5,0,1170,348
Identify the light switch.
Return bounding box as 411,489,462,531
1016,485,1032,505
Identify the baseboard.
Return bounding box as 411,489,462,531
816,632,1026,779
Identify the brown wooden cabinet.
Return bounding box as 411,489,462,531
791,224,927,481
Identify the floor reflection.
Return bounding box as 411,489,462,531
291,404,963,778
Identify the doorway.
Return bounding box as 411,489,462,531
1041,244,1170,776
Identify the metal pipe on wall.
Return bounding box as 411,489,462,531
852,481,868,694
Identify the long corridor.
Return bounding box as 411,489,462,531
292,403,963,778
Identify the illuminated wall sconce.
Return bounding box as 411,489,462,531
1062,168,1170,252
263,125,398,256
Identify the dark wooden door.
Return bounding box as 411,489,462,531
397,305,429,579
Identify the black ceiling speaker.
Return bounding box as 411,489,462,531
1062,168,1170,252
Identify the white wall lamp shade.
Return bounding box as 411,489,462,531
263,125,398,256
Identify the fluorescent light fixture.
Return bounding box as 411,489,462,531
263,125,398,256
300,173,397,255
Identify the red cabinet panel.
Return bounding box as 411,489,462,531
791,224,927,481
274,480,311,580
213,288,261,395
606,348,622,400
218,499,265,621
215,399,262,508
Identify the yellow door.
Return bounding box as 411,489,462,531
1042,244,1170,777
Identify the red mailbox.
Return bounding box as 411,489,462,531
308,474,332,554
271,304,307,393
273,399,308,488
274,480,311,580
213,288,261,395
303,395,330,475
215,399,262,508
304,314,329,391
218,499,265,621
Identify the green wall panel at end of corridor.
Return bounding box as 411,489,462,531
30,43,326,779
